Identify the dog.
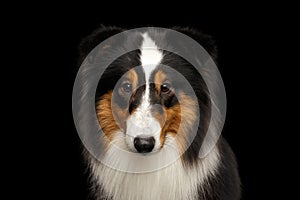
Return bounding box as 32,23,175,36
76,26,241,200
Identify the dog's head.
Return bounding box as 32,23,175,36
79,26,218,163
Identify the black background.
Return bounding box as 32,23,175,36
7,3,293,200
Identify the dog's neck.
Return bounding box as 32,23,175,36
88,133,220,200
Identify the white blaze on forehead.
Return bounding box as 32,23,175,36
139,32,163,109
139,32,162,118
125,33,163,152
140,32,163,82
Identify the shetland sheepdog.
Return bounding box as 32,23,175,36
76,26,241,200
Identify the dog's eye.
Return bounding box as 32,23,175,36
121,83,132,93
161,83,171,94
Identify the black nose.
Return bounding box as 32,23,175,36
134,136,155,153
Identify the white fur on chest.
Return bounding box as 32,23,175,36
89,135,220,200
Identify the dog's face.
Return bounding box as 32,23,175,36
75,27,240,200
95,32,211,156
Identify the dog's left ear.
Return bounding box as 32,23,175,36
77,25,125,66
172,27,218,62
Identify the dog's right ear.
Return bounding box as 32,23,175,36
77,25,125,66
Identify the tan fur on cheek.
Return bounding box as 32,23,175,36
160,104,181,147
153,69,199,153
154,70,179,146
96,69,138,140
161,92,198,154
96,91,129,140
176,92,198,153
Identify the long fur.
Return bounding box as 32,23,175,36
78,26,241,200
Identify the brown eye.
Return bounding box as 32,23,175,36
121,83,132,93
161,83,171,94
